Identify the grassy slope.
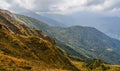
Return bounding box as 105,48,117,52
0,10,79,71
72,60,120,71
0,23,79,71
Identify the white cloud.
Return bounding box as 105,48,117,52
0,0,10,9
89,0,119,11
12,0,35,10
0,0,120,15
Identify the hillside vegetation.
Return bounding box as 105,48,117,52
17,14,120,64
0,10,78,71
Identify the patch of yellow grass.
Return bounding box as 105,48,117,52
72,60,120,71
0,53,32,71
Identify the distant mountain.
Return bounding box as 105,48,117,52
37,13,120,40
18,10,66,27
16,14,120,64
98,17,120,40
17,10,120,40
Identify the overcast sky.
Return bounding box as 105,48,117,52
0,0,120,15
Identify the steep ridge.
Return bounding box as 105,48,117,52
16,14,120,64
0,9,79,71
18,10,66,27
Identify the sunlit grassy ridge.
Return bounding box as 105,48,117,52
72,60,120,71
0,24,79,71
0,53,32,71
0,10,79,71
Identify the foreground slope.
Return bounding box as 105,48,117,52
0,9,78,71
16,14,120,64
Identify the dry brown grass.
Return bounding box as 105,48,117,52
0,21,79,71
72,60,120,71
0,53,32,71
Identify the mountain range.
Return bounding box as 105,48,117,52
44,13,120,40
19,11,120,40
18,10,66,27
15,13,120,64
0,9,120,71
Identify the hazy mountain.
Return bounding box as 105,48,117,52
98,17,120,40
16,14,120,64
18,10,66,27
17,10,120,40
36,12,120,40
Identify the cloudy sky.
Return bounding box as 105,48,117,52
0,0,120,15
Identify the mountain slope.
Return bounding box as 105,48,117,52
16,14,120,64
50,26,120,64
0,9,79,71
18,10,66,27
37,13,120,40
